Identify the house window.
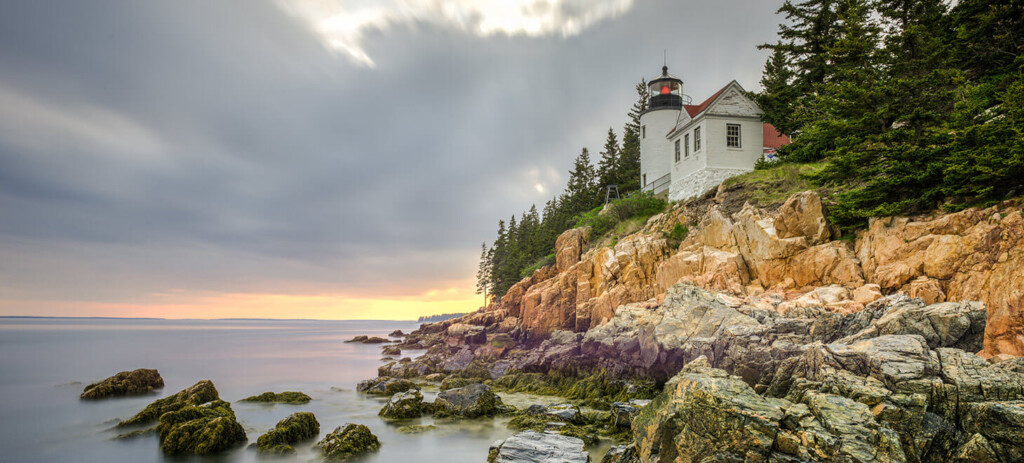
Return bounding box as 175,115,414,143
642,173,647,186
642,125,646,139
674,139,681,162
727,124,742,148
694,127,701,151
684,134,690,157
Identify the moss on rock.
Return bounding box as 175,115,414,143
255,412,320,454
357,377,418,395
240,391,311,404
81,368,164,400
118,380,220,427
316,423,381,461
379,390,428,419
440,376,477,390
157,399,247,456
395,424,436,434
432,383,506,418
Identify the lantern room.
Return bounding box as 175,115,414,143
648,66,684,109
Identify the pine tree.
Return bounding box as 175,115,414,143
596,128,620,191
755,48,799,137
617,79,648,193
564,148,598,216
475,242,492,304
763,0,840,88
949,0,1024,85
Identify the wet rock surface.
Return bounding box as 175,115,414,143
157,399,247,456
239,391,311,404
255,412,319,454
487,430,590,463
118,380,220,427
379,389,427,419
432,383,505,418
81,368,164,400
356,377,417,396
316,423,380,461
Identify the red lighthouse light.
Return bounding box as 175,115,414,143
660,86,670,94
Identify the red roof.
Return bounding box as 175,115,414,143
762,123,791,149
682,82,732,118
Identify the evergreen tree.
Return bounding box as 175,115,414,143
784,0,882,162
617,79,648,193
949,0,1024,85
475,242,492,303
563,148,599,216
755,48,799,136
596,128,620,191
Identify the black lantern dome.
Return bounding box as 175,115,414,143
648,66,684,109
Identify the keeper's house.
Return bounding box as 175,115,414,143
639,66,790,201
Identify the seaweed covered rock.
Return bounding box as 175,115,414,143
379,390,427,419
633,357,907,462
119,380,220,427
487,430,590,463
240,391,311,404
611,400,650,428
525,403,581,424
255,412,320,455
157,400,247,456
382,345,402,356
601,444,640,463
432,383,505,418
345,335,390,344
316,423,381,461
81,368,164,400
389,330,406,337
356,377,418,395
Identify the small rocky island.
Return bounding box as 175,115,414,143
80,368,163,399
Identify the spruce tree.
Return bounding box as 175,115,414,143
564,148,598,216
596,128,620,191
617,79,648,193
475,242,492,303
755,48,799,136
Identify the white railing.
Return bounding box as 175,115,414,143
642,173,670,195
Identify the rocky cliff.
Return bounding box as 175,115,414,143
383,189,1024,462
481,190,1024,357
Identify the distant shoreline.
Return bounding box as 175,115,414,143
0,316,421,322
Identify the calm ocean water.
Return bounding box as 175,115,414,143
0,318,604,463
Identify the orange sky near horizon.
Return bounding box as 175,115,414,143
0,281,484,320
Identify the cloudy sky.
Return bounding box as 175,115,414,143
0,0,783,320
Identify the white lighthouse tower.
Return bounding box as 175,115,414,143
639,66,686,195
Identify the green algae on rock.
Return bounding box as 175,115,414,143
356,376,418,396
118,379,220,427
80,368,164,400
432,383,508,418
382,345,402,356
157,399,247,456
379,389,429,419
316,423,380,461
255,412,320,455
395,424,436,434
239,391,311,404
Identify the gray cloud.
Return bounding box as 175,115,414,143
0,0,783,311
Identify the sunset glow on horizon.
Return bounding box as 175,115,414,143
0,282,483,321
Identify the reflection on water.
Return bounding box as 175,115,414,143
0,318,611,462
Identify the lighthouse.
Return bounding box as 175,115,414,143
639,66,685,194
